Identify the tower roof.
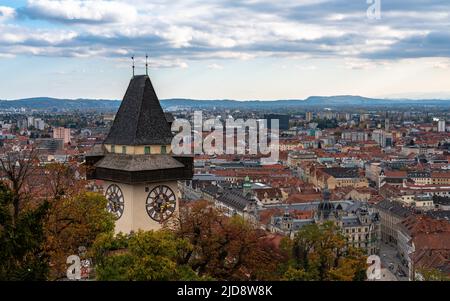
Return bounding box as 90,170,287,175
104,75,173,146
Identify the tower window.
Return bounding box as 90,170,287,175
161,145,167,154
122,146,127,154
145,146,151,154
111,145,115,153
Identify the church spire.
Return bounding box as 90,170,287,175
104,75,173,146
316,182,334,221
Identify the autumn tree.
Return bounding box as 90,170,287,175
169,200,285,280
7,158,115,280
90,230,202,280
43,162,87,201
44,192,115,280
0,147,114,280
283,222,367,281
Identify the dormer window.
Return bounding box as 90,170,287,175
145,146,151,154
161,145,167,154
111,145,115,153
122,146,127,154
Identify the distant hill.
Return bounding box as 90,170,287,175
162,96,450,109
0,97,121,110
1,95,449,111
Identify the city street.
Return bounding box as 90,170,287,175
379,243,410,281
378,268,397,281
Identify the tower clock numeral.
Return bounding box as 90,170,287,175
145,185,176,222
105,184,125,219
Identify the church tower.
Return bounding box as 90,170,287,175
86,75,193,233
314,184,335,223
242,175,252,196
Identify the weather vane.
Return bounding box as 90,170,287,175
131,56,135,77
145,54,149,75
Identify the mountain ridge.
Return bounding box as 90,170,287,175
1,95,450,111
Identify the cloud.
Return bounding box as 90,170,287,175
363,31,450,60
0,0,448,64
344,59,378,70
150,59,189,69
21,0,138,24
0,24,78,46
207,63,223,70
0,52,15,58
433,60,450,69
0,6,16,22
296,65,317,71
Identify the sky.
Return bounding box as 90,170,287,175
0,0,449,100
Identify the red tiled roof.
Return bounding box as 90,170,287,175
287,193,321,203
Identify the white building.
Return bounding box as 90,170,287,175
372,130,393,148
27,116,34,128
438,119,446,132
34,118,45,130
341,131,368,142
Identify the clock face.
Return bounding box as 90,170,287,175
146,185,176,222
105,184,124,219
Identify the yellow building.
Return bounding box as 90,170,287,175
312,167,369,190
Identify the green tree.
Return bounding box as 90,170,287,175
416,268,450,281
90,230,203,280
0,182,50,280
312,118,338,130
283,222,367,281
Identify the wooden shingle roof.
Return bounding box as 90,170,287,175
104,75,173,146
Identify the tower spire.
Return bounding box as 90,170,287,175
145,54,148,76
131,56,135,77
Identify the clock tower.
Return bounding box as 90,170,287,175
86,74,193,233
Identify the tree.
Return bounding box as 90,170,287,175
44,192,115,280
0,149,115,280
283,222,367,281
43,163,86,201
170,200,285,280
90,230,201,280
312,118,339,130
0,147,38,226
416,268,450,281
0,146,50,280
0,182,50,280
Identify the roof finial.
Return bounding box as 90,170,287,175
145,54,148,76
131,56,135,77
